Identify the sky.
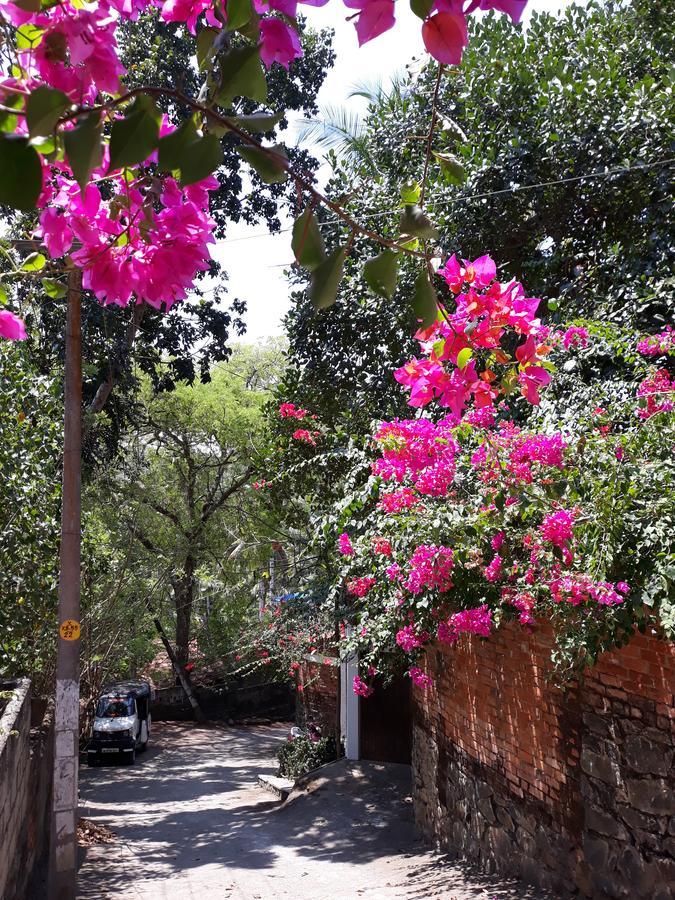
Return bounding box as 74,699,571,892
213,1,576,342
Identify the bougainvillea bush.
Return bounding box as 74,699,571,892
258,254,674,693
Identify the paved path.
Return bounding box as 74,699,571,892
77,722,544,900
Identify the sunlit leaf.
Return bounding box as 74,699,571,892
0,134,42,209
412,269,438,327
108,95,160,171
310,247,346,310
363,250,399,299
237,143,288,184
25,86,69,138
292,206,326,271
399,204,440,240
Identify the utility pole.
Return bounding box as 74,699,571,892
50,267,82,900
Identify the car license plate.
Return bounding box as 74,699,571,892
101,748,118,753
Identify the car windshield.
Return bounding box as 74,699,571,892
96,697,134,718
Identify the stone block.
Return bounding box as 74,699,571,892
582,833,610,870
626,778,675,816
619,804,667,834
586,803,629,839
581,747,620,786
624,734,673,776
617,844,656,897
477,796,496,825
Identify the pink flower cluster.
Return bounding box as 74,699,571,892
38,171,217,310
338,532,355,556
540,508,578,548
395,624,428,652
353,675,373,697
291,428,318,445
636,370,675,420
470,423,568,486
561,326,589,350
372,536,392,556
347,576,376,597
637,327,674,357
279,402,310,419
501,588,536,625
395,255,552,418
437,604,493,644
403,545,454,594
373,418,458,497
549,576,629,607
378,487,420,514
408,666,433,689
484,553,503,583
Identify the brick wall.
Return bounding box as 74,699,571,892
0,679,54,900
412,623,675,898
297,654,339,737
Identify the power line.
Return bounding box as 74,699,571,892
214,156,675,246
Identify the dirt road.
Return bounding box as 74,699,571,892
77,722,543,900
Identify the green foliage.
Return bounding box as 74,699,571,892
0,135,42,209
277,734,338,779
0,345,62,687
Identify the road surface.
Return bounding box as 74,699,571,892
77,721,545,900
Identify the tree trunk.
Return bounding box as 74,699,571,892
173,557,195,667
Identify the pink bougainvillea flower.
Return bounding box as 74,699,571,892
161,0,218,33
561,326,589,350
338,532,355,556
0,310,27,341
422,11,468,65
347,0,396,46
259,17,303,68
540,508,578,548
292,428,317,445
353,675,373,697
346,576,376,597
637,327,674,357
474,0,528,22
408,667,433,689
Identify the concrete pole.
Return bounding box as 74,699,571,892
49,268,82,900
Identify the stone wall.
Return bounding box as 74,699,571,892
412,623,675,899
0,679,54,900
297,654,339,736
152,677,294,722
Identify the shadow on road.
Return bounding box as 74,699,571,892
77,722,556,900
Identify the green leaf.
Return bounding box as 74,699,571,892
439,116,468,144
158,120,223,185
412,269,438,327
22,252,46,272
399,204,440,240
0,134,42,210
41,277,67,299
310,247,346,310
410,0,434,18
217,45,267,105
400,180,421,204
224,111,284,134
196,26,219,72
434,152,467,185
25,87,70,138
548,299,559,311
292,206,326,272
457,347,473,370
0,283,7,305
11,0,40,10
64,113,102,193
16,23,43,51
363,251,399,300
237,143,288,184
108,95,160,171
226,0,253,32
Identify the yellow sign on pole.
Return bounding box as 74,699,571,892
59,619,81,641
